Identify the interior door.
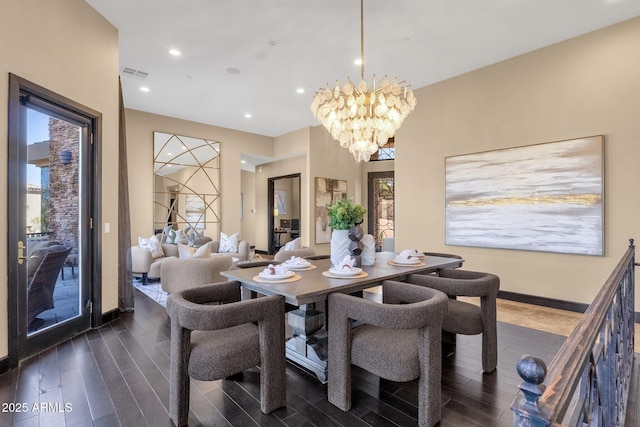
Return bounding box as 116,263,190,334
7,75,97,365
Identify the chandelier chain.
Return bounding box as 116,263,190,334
310,0,417,162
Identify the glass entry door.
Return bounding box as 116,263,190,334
8,75,96,364
367,171,395,250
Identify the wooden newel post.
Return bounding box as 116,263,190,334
511,355,551,427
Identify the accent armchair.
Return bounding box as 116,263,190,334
166,281,286,426
328,280,449,427
407,268,500,372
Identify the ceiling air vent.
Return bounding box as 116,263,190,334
120,67,149,79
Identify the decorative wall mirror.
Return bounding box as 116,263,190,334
153,132,221,238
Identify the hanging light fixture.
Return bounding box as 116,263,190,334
310,0,417,162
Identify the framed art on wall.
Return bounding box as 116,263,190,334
315,177,347,244
445,136,604,256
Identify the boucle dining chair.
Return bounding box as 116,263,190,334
328,280,449,427
407,268,500,372
422,252,464,268
166,281,286,426
273,247,316,262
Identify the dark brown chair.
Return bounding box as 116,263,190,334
328,281,448,427
166,281,286,426
273,247,316,262
407,268,500,372
27,245,72,331
229,259,278,270
422,252,464,268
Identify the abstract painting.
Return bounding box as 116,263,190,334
315,177,347,244
445,136,604,255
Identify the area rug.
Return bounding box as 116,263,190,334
133,281,167,306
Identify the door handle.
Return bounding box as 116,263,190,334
18,241,27,265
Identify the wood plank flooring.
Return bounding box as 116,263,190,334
0,289,637,426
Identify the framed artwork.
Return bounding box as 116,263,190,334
185,194,206,230
445,136,604,255
315,177,347,243
274,189,287,215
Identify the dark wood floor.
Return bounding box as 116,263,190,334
0,289,637,426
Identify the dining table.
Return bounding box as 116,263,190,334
221,251,464,382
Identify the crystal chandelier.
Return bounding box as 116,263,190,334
310,0,417,162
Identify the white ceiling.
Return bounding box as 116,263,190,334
86,0,640,139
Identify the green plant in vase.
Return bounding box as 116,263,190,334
326,198,366,230
327,198,367,267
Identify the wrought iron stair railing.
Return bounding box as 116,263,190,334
511,239,636,426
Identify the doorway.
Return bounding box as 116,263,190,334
268,173,301,254
7,74,100,366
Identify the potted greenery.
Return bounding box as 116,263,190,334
327,198,366,266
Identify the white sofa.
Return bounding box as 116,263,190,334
131,239,249,284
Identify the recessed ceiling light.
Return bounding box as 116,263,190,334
244,113,252,118
296,88,305,94
227,67,241,74
241,160,247,164
354,58,363,66
169,49,181,56
140,86,150,92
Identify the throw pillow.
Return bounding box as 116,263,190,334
162,226,177,244
283,237,302,251
219,232,239,253
139,235,164,259
174,229,189,245
178,243,211,259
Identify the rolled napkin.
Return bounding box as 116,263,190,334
335,255,356,270
284,256,310,268
261,263,290,276
397,249,422,260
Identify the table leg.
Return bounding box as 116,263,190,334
285,302,328,383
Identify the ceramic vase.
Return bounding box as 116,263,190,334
361,234,376,266
330,229,351,267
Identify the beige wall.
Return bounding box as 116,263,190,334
395,17,640,305
309,126,367,256
125,109,274,244
0,0,120,358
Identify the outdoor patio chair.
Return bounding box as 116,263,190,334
27,245,72,331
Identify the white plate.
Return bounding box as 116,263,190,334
259,270,295,280
329,267,363,276
393,257,420,265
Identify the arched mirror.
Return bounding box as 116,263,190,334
153,132,221,237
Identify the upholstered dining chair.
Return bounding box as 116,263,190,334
407,268,500,373
160,255,233,294
422,252,464,268
273,247,316,262
166,281,286,426
328,280,449,427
